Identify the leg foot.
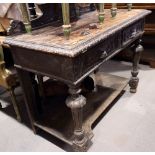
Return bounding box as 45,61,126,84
129,77,139,93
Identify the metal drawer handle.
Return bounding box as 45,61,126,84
130,29,137,39
100,51,107,59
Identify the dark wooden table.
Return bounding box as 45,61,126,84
5,9,150,151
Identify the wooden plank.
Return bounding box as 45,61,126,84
34,122,73,145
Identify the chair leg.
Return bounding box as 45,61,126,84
9,88,21,122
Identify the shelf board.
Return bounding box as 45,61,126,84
33,73,129,146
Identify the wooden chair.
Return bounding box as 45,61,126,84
0,5,30,122
0,36,21,121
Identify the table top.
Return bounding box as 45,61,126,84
5,9,151,57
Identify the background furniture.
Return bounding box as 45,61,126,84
0,36,21,121
0,10,26,121
105,3,155,67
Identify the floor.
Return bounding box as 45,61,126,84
0,60,155,152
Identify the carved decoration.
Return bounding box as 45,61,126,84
122,19,145,44
4,10,150,58
66,85,88,151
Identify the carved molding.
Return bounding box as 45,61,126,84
4,10,151,58
66,94,86,109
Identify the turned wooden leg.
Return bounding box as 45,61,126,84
9,88,21,122
129,39,143,93
66,85,88,151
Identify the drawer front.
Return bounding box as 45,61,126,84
73,19,145,81
122,18,145,45
11,46,76,83
73,31,122,79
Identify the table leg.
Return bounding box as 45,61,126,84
129,39,143,93
17,68,38,133
66,84,88,151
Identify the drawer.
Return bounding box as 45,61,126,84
122,19,145,45
73,31,122,79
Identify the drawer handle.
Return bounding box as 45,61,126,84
130,30,137,39
100,51,108,59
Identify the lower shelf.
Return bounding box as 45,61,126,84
34,72,129,146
